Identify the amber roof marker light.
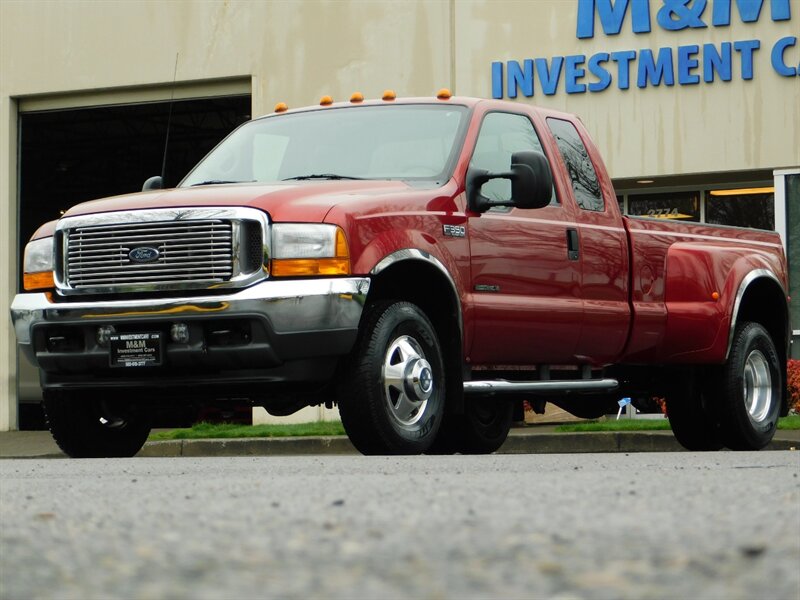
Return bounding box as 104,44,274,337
274,102,288,113
350,92,364,103
382,90,396,101
436,88,452,100
320,95,334,106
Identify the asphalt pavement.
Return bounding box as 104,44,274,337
1,425,798,458
2,453,799,599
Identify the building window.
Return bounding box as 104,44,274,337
706,189,775,230
627,191,700,221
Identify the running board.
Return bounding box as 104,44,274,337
463,378,619,396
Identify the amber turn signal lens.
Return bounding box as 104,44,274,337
274,102,288,113
24,271,55,291
271,258,350,277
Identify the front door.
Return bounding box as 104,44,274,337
467,111,582,365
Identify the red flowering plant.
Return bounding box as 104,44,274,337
786,360,800,414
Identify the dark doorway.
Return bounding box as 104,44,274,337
18,94,251,264
16,94,251,429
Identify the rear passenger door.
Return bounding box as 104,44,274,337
546,117,630,364
467,111,583,365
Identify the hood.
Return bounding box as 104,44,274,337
61,179,416,223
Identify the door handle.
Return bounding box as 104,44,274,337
567,228,579,261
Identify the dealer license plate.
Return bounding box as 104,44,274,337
109,332,163,368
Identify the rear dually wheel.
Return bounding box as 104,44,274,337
714,322,782,450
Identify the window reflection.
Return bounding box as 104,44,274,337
547,118,604,212
628,191,700,221
706,192,774,230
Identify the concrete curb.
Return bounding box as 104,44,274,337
2,429,797,459
138,436,358,457
137,431,798,457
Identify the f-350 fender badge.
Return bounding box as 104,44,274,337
443,224,466,238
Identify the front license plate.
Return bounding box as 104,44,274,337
110,332,162,368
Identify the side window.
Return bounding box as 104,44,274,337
547,118,604,212
471,112,556,205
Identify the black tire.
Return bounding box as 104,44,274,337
429,397,514,455
42,391,152,458
714,321,782,450
338,300,445,455
665,370,723,451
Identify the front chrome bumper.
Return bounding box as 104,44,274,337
10,277,370,347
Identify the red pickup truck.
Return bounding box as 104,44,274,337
10,94,790,457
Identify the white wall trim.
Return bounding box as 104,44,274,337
17,77,252,114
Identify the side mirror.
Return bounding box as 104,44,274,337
142,176,164,191
467,151,553,213
510,151,553,210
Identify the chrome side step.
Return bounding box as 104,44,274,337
463,378,619,396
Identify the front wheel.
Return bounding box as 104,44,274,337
338,301,445,455
714,321,782,450
43,391,152,458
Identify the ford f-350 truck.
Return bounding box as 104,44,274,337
10,93,790,457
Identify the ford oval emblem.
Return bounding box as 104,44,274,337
128,246,160,263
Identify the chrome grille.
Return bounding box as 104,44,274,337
65,220,233,289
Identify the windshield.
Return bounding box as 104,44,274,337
180,104,469,187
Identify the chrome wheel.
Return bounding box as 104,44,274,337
743,349,773,424
714,321,782,451
383,335,433,427
338,300,445,455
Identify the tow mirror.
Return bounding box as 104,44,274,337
509,151,553,210
142,176,164,191
467,151,553,213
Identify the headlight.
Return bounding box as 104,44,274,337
271,224,350,277
23,237,55,291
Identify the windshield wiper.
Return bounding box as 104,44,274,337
190,180,254,186
282,174,366,181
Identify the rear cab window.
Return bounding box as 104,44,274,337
546,118,604,212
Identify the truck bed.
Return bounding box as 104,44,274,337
621,215,787,364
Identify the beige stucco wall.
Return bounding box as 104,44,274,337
1,0,452,116
0,0,797,428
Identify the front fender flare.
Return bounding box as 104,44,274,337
370,248,463,338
